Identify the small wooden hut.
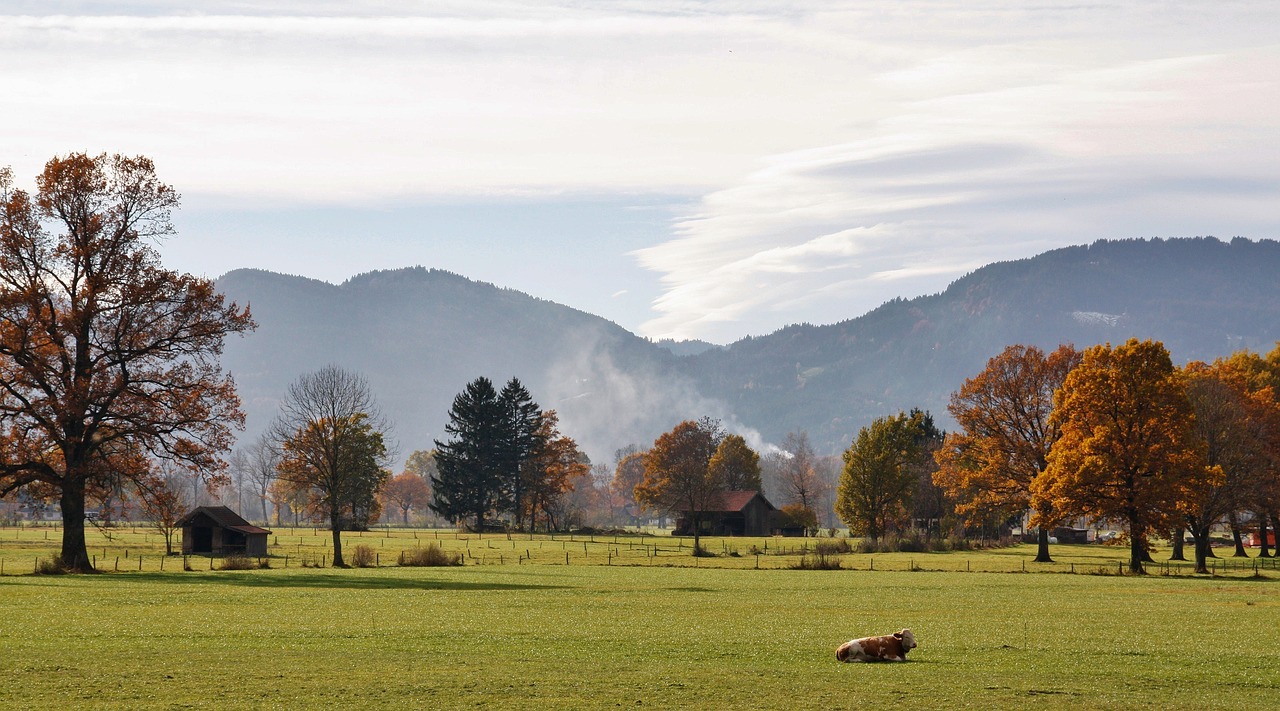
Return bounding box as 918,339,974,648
176,506,271,557
675,490,777,537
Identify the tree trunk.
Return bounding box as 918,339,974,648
59,477,93,572
1261,512,1274,558
1034,527,1053,563
1192,528,1210,574
1169,526,1186,561
402,507,410,526
1128,520,1145,574
1228,511,1249,557
330,511,345,567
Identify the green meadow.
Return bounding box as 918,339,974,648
2,527,1278,709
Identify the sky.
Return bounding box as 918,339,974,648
3,1,1278,343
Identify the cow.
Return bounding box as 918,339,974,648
835,629,917,662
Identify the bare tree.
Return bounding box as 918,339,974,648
241,434,280,524
270,365,392,567
772,432,828,531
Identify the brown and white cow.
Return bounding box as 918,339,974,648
835,629,917,662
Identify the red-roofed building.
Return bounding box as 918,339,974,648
674,490,777,537
176,506,272,557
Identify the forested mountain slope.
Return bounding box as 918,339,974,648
682,237,1280,451
217,267,692,460
218,238,1280,459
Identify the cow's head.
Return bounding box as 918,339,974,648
894,629,917,650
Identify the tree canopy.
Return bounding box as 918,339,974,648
0,153,254,571
1032,339,1208,574
707,434,761,492
271,366,390,567
635,419,722,554
836,410,934,541
934,344,1080,561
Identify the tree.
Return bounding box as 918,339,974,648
1032,339,1207,574
933,344,1080,561
522,410,589,531
431,377,507,530
611,451,647,524
635,420,721,554
271,366,390,567
707,434,761,491
499,378,544,530
769,432,825,535
836,411,931,541
1179,361,1269,573
403,449,439,481
136,462,188,555
240,434,280,525
0,153,253,572
904,409,946,537
381,471,433,525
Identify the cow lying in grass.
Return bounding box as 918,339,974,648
836,629,917,662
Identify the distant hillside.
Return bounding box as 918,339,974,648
681,237,1280,451
218,238,1280,461
217,267,724,463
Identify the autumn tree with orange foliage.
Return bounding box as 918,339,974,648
933,344,1080,562
0,154,253,572
1219,346,1280,557
521,410,589,531
636,420,722,555
1031,339,1209,574
381,471,432,525
610,451,646,524
1180,359,1276,573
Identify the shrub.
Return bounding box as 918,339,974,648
34,557,68,575
219,555,257,571
792,552,842,570
398,543,463,567
814,539,852,556
350,544,377,568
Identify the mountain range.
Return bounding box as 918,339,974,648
216,237,1280,461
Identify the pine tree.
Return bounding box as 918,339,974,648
431,377,507,530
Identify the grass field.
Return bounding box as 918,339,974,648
2,527,1279,709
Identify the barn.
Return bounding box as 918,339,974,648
176,506,271,557
675,490,777,537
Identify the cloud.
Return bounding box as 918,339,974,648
4,2,1278,342
636,32,1280,341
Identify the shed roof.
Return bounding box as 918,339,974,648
176,505,272,535
687,490,776,514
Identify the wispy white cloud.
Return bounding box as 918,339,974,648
2,2,1277,341
634,14,1280,341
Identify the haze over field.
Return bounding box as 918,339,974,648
4,2,1278,343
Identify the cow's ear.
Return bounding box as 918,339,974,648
893,632,903,639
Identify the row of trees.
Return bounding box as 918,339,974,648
429,376,590,533
841,340,1280,575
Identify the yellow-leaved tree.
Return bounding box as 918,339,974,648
1031,339,1209,574
933,344,1080,562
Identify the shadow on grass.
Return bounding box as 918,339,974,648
108,571,571,592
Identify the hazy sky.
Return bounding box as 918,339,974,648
3,1,1277,343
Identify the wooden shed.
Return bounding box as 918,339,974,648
675,490,777,537
176,506,271,557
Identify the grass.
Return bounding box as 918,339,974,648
2,526,1278,708
1,564,1278,709
2,524,1275,576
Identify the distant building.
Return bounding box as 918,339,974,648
674,490,777,537
176,506,271,557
